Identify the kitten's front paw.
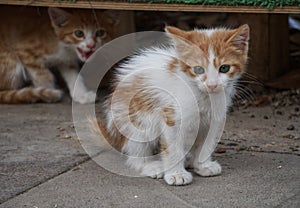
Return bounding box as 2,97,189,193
164,170,192,186
73,91,97,104
141,161,164,179
41,88,63,103
194,160,222,177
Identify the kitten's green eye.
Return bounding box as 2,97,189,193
193,66,205,74
74,30,84,38
219,65,231,73
96,29,106,38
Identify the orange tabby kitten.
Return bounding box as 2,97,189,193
0,6,118,104
92,25,249,185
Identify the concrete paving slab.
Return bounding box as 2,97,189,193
1,152,299,208
0,101,299,207
0,104,88,203
0,159,188,208
169,152,300,208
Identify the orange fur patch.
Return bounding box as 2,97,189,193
179,61,196,78
160,136,169,154
201,74,207,82
0,88,62,104
95,118,127,151
167,58,178,73
162,105,176,126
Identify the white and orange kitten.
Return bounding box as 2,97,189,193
0,6,118,104
93,25,250,185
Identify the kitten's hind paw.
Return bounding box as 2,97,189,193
164,170,192,186
194,160,222,177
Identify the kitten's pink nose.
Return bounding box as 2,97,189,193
87,43,95,49
207,84,218,90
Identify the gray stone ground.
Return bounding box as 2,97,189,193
0,100,299,208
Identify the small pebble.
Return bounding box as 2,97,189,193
226,142,238,146
289,147,298,151
57,127,65,131
236,146,247,151
250,114,255,118
250,146,261,151
215,148,227,153
282,134,295,139
287,125,295,131
277,165,282,169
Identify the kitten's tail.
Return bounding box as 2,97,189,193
0,87,63,104
89,117,127,152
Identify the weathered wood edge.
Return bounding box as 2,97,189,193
0,0,299,14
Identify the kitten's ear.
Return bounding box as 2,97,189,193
165,26,193,52
165,26,203,63
103,10,121,26
165,26,189,40
227,24,250,51
48,7,72,27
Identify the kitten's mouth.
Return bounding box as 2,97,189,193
207,88,222,94
208,90,218,94
76,47,95,61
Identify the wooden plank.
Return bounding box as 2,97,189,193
268,14,290,80
226,13,289,81
230,14,270,81
248,14,270,81
0,0,299,14
99,11,136,88
115,11,135,37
